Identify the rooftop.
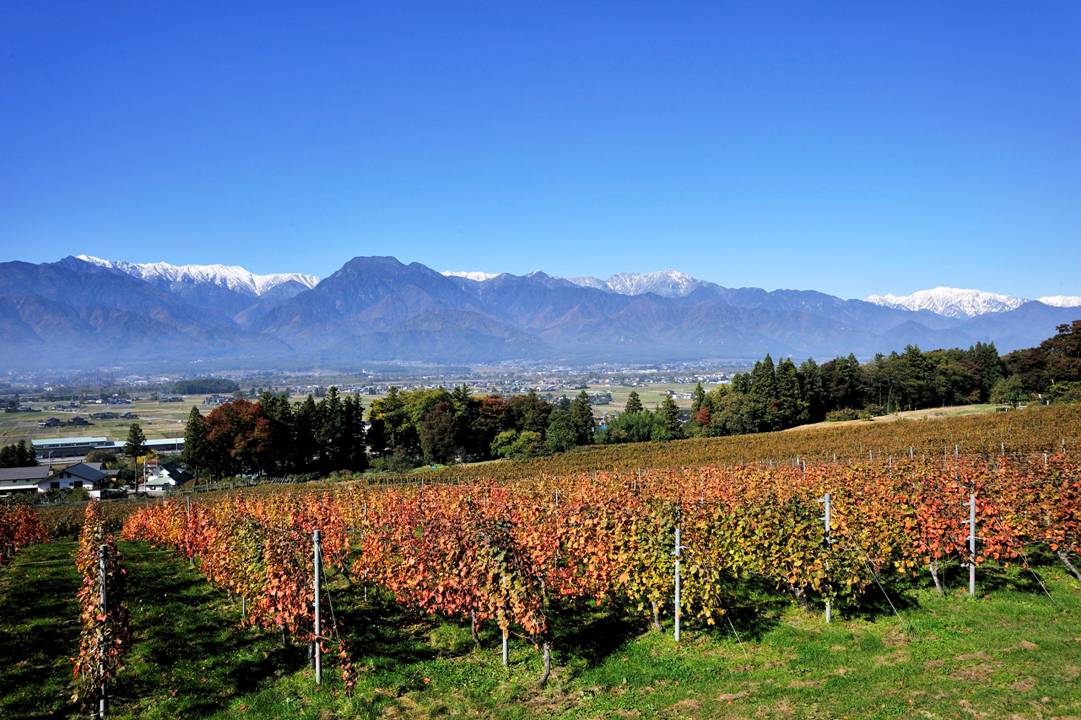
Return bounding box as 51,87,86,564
0,466,51,482
32,437,109,447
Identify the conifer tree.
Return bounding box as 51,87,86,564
570,390,594,445
690,382,706,413
658,396,684,440
775,358,804,428
124,423,148,458
181,407,208,474
624,390,644,414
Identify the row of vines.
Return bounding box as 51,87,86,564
121,451,1081,687
120,495,357,692
0,504,48,564
72,502,130,714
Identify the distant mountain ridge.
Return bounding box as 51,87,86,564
77,256,318,296
864,286,1081,318
1,254,1079,370
76,255,320,323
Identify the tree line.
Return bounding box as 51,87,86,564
0,440,37,468
179,385,598,478
599,322,1081,444
175,322,1081,475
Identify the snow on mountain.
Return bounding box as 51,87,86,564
567,276,609,290
567,270,708,297
864,287,1027,318
1037,295,1081,308
441,270,500,282
77,255,319,296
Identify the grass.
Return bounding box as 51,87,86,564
2,541,1079,719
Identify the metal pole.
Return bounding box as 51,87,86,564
501,628,509,667
968,495,976,597
820,493,832,623
98,544,107,718
313,529,322,684
674,526,682,642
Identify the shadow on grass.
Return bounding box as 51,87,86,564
114,543,308,718
0,543,81,720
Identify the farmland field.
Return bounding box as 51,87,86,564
0,396,203,444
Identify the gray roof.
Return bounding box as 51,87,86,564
59,463,106,483
0,466,51,482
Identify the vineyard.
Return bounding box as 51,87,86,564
0,404,1079,718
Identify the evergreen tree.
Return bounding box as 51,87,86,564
545,408,577,452
775,358,804,428
16,440,35,466
0,444,14,467
124,423,148,458
748,354,778,430
969,341,1005,402
317,386,345,471
418,400,456,465
657,396,684,440
570,390,594,445
340,395,368,471
797,358,827,423
450,385,478,457
181,407,208,475
624,390,644,415
259,392,295,474
514,390,552,434
690,383,706,413
293,395,320,470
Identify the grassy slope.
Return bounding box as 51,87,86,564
2,541,1079,719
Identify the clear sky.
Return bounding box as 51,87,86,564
1,2,1079,299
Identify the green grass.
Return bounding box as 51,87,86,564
2,541,1079,719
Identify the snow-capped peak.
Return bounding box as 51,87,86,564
864,287,1027,318
567,270,708,297
441,270,499,282
1037,295,1081,308
77,255,319,296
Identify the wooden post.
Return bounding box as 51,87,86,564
501,627,509,667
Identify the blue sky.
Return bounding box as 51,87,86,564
1,2,1079,298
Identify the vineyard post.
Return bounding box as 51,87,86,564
964,495,976,597
819,493,832,623
98,543,107,719
185,495,193,567
909,447,914,460
501,628,509,667
313,529,322,685
673,526,683,642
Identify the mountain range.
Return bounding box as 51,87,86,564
1,255,1078,371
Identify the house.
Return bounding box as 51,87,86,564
0,466,52,495
54,462,106,491
141,462,194,495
